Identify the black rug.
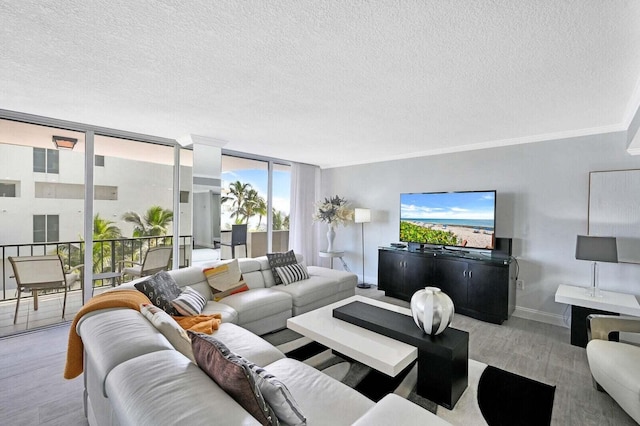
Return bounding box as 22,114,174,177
268,331,555,425
478,366,556,426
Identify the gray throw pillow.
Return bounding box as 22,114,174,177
189,332,278,426
245,362,307,425
266,250,297,286
134,270,182,316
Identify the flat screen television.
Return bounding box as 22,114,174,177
400,190,496,250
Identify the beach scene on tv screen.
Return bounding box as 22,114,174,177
400,191,495,249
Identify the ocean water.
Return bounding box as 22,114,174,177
402,218,495,230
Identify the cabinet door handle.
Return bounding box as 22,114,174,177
469,271,473,279
463,270,467,278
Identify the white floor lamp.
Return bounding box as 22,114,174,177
355,208,371,289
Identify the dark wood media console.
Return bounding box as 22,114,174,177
378,247,516,324
333,301,469,409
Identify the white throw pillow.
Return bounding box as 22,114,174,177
140,303,195,362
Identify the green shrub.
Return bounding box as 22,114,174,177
400,221,458,245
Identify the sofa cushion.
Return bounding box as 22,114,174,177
77,309,175,397
265,358,374,425
201,300,238,324
270,275,340,308
221,288,292,325
238,258,263,274
189,332,277,425
134,271,182,315
243,270,268,289
171,286,207,316
274,263,309,286
140,303,195,362
306,266,358,293
266,250,297,285
106,350,262,426
212,322,285,367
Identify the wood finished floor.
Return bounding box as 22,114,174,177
0,286,636,425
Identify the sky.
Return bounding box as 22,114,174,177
400,191,495,220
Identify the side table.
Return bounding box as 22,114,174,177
319,251,351,271
554,284,640,347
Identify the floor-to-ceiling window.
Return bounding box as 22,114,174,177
221,154,291,257
0,113,183,336
0,119,85,335
92,135,182,286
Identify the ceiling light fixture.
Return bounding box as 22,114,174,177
52,135,78,150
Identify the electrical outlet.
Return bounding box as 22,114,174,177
517,279,524,290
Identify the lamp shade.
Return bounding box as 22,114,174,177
575,235,618,263
354,208,371,224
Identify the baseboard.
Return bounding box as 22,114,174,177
512,306,568,328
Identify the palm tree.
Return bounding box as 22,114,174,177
58,214,122,274
122,206,173,237
244,189,266,228
222,181,252,224
254,196,268,230
272,209,284,230
92,214,122,273
94,214,122,240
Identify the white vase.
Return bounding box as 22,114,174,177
326,224,336,252
410,287,454,335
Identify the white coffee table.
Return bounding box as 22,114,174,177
286,295,417,376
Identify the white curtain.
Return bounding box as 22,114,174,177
289,162,321,266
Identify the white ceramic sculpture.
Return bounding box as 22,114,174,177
410,286,454,335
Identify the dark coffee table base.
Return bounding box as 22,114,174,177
333,301,469,409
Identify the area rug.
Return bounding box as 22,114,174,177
263,329,555,426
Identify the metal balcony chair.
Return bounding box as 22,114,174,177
117,246,173,283
9,254,75,324
220,224,248,259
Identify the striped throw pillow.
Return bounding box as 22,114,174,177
171,286,207,316
274,263,309,286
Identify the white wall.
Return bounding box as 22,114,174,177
320,131,640,326
0,144,192,245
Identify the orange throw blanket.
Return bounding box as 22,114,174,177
64,290,224,380
173,314,222,334
64,290,151,379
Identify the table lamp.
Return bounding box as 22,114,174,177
355,208,371,289
575,235,618,297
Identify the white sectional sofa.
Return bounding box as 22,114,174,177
120,254,357,336
77,308,451,425
74,255,452,425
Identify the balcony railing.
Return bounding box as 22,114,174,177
0,235,192,301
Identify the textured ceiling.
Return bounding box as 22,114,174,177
2,1,640,168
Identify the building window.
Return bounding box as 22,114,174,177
33,214,59,242
33,148,59,173
180,191,190,203
95,155,105,167
0,182,16,197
